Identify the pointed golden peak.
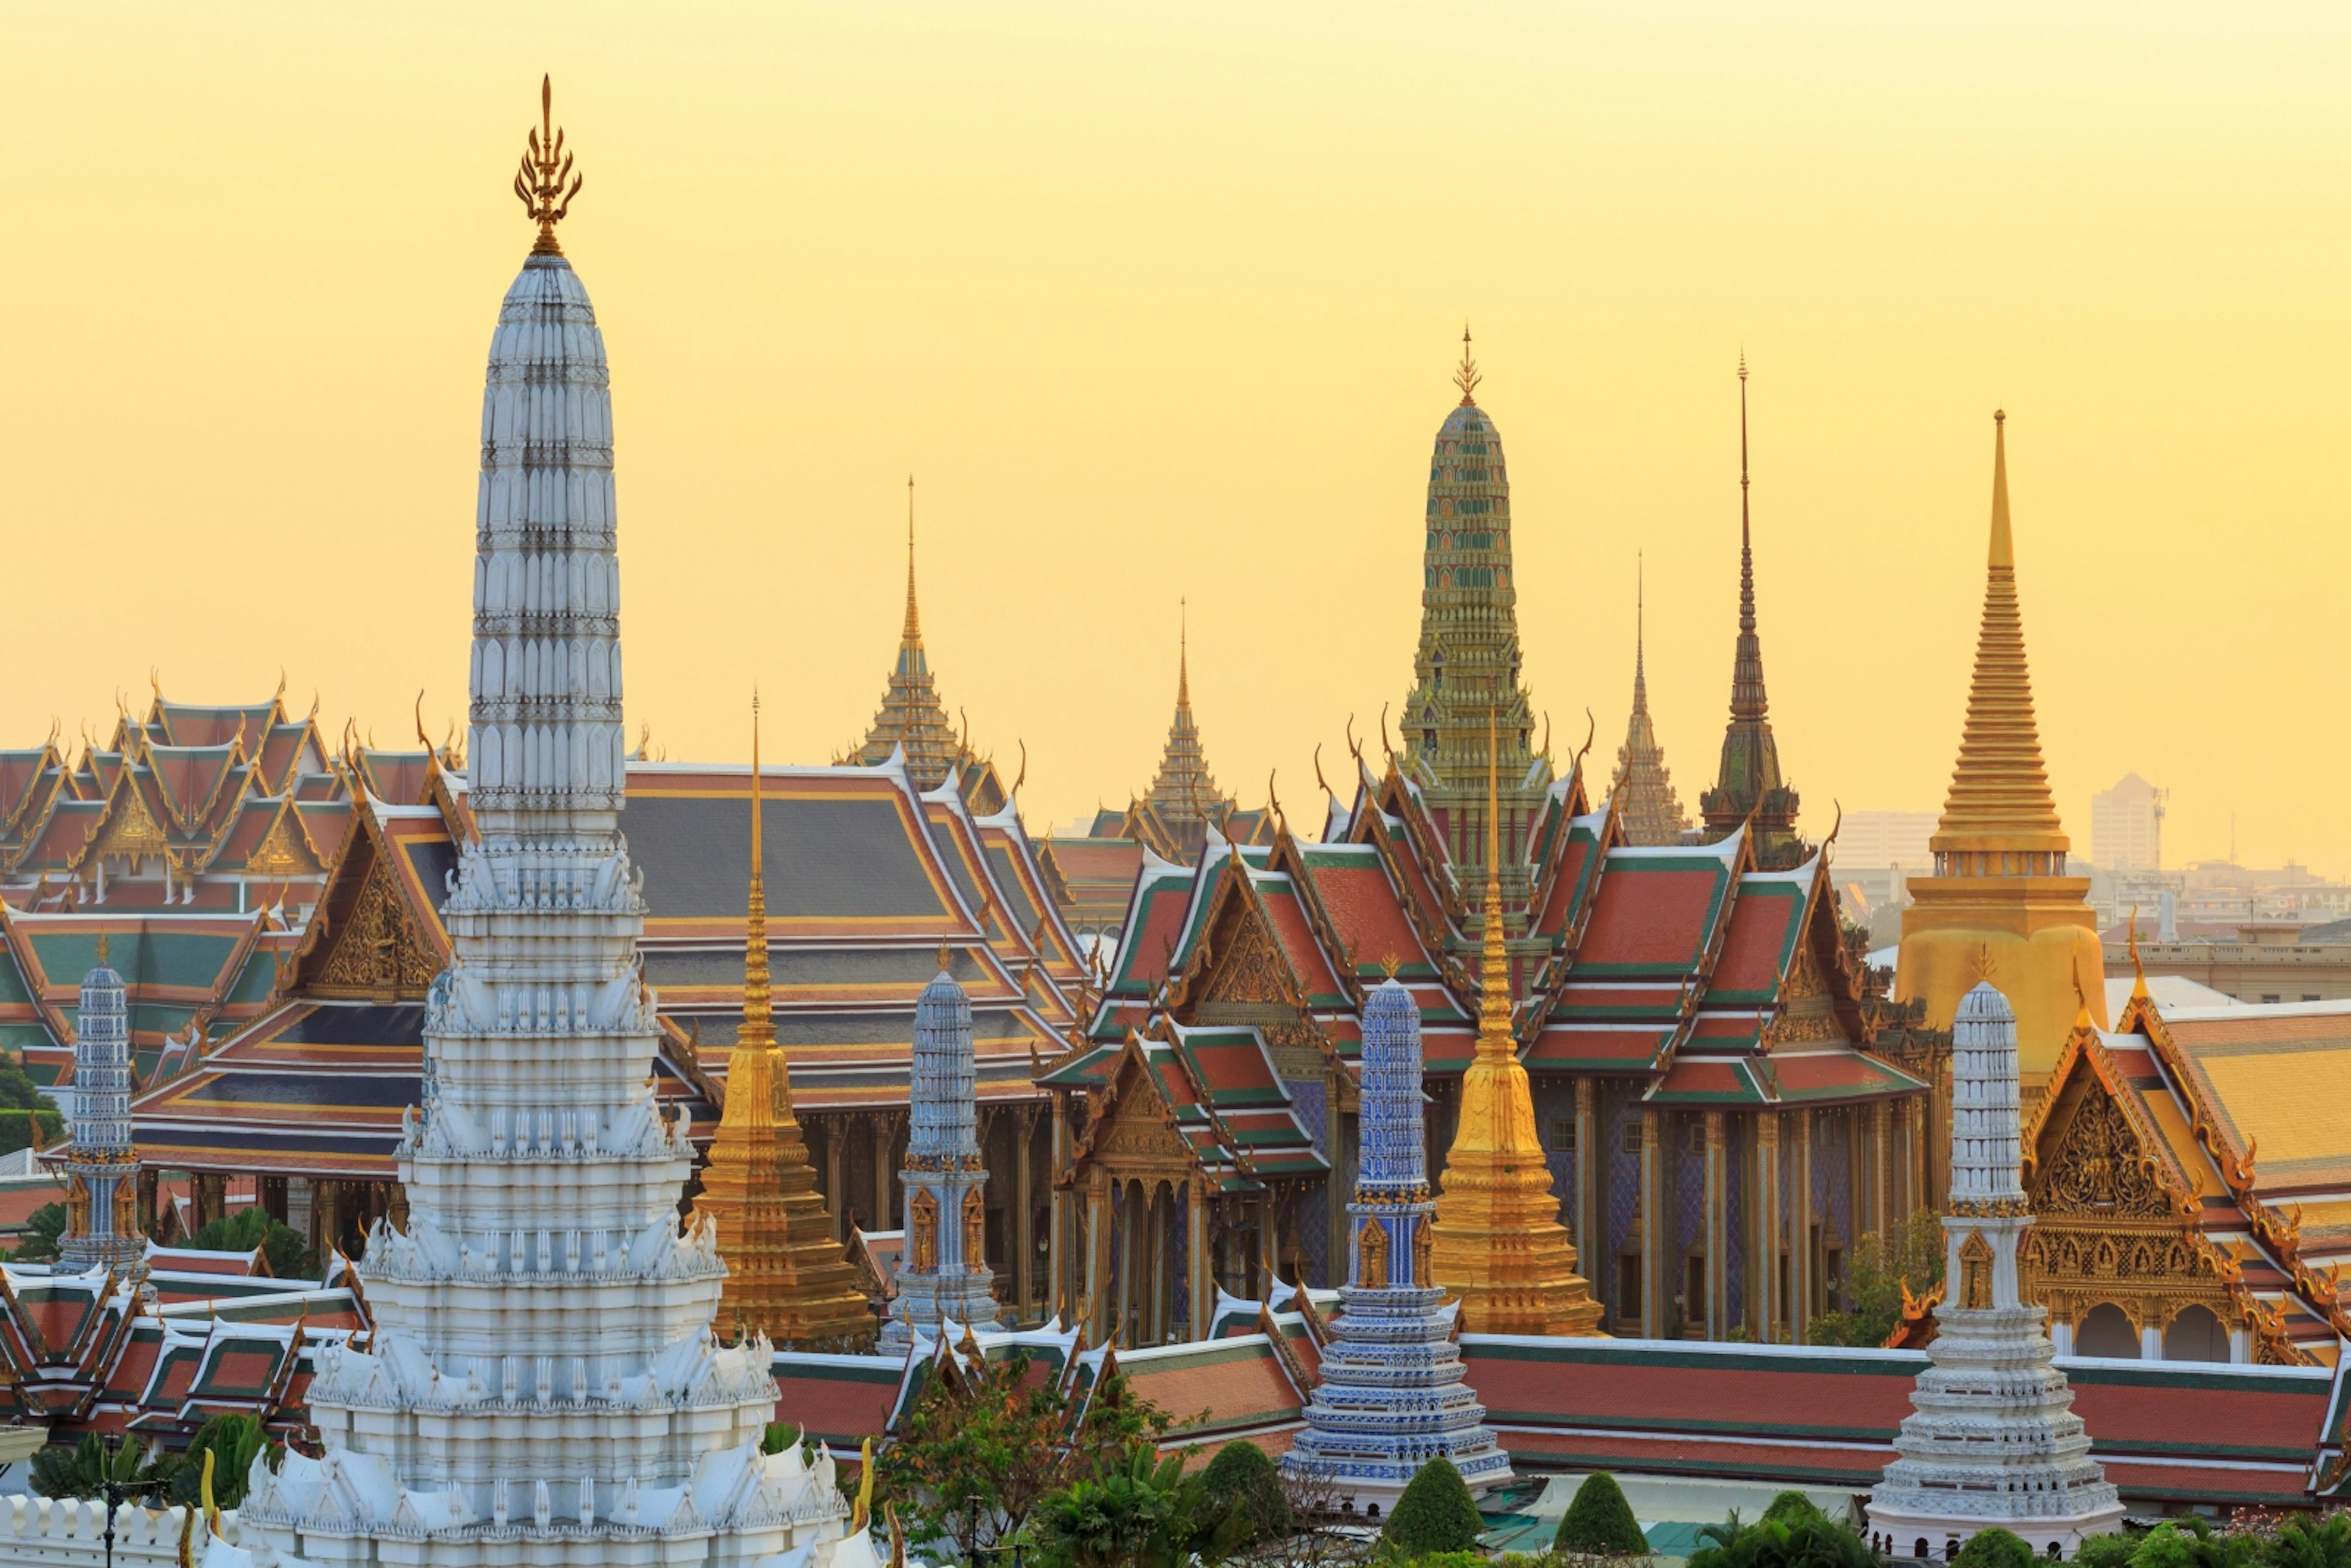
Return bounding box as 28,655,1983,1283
1930,410,2069,863
902,476,922,644
514,75,583,257
1988,410,2014,571
1176,598,1190,712
1454,323,1482,406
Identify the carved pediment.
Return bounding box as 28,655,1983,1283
309,853,440,1001
2033,1079,2176,1221
92,786,170,863
1201,909,1290,1008
246,808,321,878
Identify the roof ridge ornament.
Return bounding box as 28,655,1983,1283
1453,323,1481,406
514,75,583,257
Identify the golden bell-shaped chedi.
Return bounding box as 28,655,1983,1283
1428,715,1605,1336
1895,413,2107,1095
697,697,876,1349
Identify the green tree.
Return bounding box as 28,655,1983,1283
2129,1520,2256,1568
1030,1448,1203,1568
1689,1509,1883,1568
13,1202,65,1262
1760,1493,1821,1528
2264,1514,2351,1568
1200,1439,1291,1551
0,1056,64,1157
2072,1534,2135,1568
1954,1528,2036,1568
189,1205,315,1279
1554,1472,1646,1556
1383,1457,1483,1556
166,1413,274,1509
1807,1210,1947,1348
875,1349,1177,1561
30,1433,178,1501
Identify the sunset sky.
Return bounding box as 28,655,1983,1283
6,4,2348,870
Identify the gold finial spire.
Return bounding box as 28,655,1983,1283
1476,709,1510,1059
513,75,583,257
1177,596,1189,710
1929,409,2068,862
1454,323,1482,406
95,934,109,969
744,690,771,1052
902,476,921,643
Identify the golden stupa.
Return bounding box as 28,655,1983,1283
695,697,876,1349
1896,413,2107,1091
1427,715,1605,1336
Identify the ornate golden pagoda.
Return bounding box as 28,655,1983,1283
1428,715,1604,1336
1896,412,2107,1093
854,478,975,789
697,697,876,1348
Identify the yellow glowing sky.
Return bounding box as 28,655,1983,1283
6,5,2349,871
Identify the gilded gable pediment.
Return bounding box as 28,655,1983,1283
309,853,439,1001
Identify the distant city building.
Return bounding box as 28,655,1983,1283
1840,811,1937,873
2091,773,2165,872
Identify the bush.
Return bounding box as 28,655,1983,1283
1690,1511,1881,1568
1200,1439,1290,1548
167,1414,272,1509
1954,1528,2036,1568
1384,1457,1483,1556
1762,1493,1823,1527
189,1206,314,1280
2071,1534,2134,1568
2263,1514,2351,1568
13,1203,64,1262
1554,1472,1646,1556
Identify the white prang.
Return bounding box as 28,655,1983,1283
1868,981,2122,1560
243,249,847,1566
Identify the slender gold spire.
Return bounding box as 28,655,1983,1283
694,694,873,1348
512,75,583,257
1454,323,1482,406
1427,711,1603,1335
902,476,921,643
1930,411,2068,863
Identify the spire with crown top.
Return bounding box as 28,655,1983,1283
1139,598,1236,842
1427,713,1602,1336
857,476,972,790
1700,355,1802,865
1611,554,1692,846
697,696,875,1349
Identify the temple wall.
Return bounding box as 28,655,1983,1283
0,1501,261,1567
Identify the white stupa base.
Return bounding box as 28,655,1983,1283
1865,1499,2125,1561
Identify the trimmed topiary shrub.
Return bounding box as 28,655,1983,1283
1953,1527,2036,1568
1761,1491,1824,1526
2069,1534,2133,1568
1201,1439,1291,1548
1384,1457,1483,1556
1554,1472,1647,1556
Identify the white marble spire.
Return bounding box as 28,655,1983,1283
246,86,849,1566
1869,981,2121,1560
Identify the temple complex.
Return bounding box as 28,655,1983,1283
1870,981,2121,1557
1398,332,1549,914
1286,978,1512,1501
880,959,1002,1348
1697,359,1804,870
1609,562,1691,847
692,702,873,1350
51,950,143,1267
244,99,846,1559
1897,413,2107,1095
1427,724,1602,1335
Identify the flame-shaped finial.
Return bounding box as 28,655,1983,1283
514,75,584,256
1454,323,1482,405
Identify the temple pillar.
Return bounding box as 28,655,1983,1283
1151,1184,1172,1345
1084,1166,1110,1343
2139,1322,2162,1361
1640,1107,1665,1340
1791,1111,1814,1344
317,1180,342,1261
1014,1106,1037,1324
1188,1181,1211,1342
1259,1187,1279,1297
193,1172,225,1232
871,1112,896,1233
1050,1096,1075,1318
1574,1078,1600,1264
1752,1110,1782,1342
1703,1111,1728,1340
826,1117,846,1242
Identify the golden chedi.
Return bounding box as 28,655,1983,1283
1428,716,1604,1335
696,697,875,1348
1897,413,2106,1094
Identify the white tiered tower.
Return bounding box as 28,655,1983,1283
244,83,849,1567
1869,981,2121,1561
56,951,143,1268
